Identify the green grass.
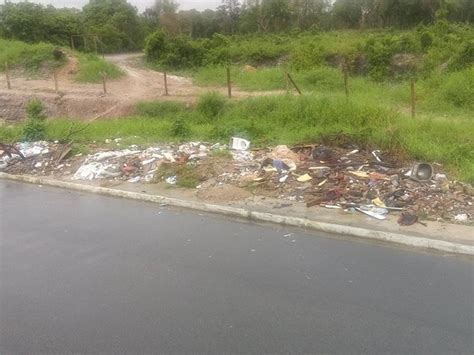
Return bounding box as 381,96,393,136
0,39,65,74
1,93,472,183
75,54,124,83
191,64,474,116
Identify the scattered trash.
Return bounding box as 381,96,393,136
398,212,419,226
454,213,469,223
279,175,288,183
165,176,177,185
410,162,433,182
356,205,389,220
371,150,383,163
2,139,472,225
312,146,334,162
229,137,250,151
297,174,312,182
127,176,141,183
372,197,386,208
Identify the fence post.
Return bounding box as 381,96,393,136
411,80,416,118
70,36,75,51
5,62,11,90
164,72,169,96
227,67,232,98
53,71,59,93
343,65,349,98
101,72,107,94
287,73,302,95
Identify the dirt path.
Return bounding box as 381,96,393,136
0,53,283,122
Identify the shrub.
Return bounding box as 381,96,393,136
420,31,433,50
23,99,47,141
163,36,205,68
196,92,226,119
364,33,420,80
448,41,474,71
437,68,474,109
144,30,167,61
171,118,190,138
145,31,205,68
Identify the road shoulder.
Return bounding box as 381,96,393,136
2,172,473,256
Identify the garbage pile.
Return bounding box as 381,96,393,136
71,142,225,183
245,144,473,225
0,141,75,175
1,138,472,225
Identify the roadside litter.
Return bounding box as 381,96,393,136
1,139,472,225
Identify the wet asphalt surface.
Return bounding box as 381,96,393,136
0,180,473,354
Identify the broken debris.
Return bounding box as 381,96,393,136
1,139,472,225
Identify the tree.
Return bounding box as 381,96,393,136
217,0,241,34
0,2,81,45
82,0,144,51
290,0,330,30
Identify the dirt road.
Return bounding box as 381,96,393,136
0,53,282,122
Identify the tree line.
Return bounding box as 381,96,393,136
0,0,472,52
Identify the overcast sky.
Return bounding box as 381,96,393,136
10,0,223,12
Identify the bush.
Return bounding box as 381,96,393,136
144,30,167,61
170,118,190,138
26,99,46,121
420,31,433,50
364,33,420,80
448,41,474,71
144,31,205,68
163,36,205,68
437,68,474,109
23,99,47,141
196,92,226,119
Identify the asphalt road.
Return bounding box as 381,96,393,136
1,181,473,354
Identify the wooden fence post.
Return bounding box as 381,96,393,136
287,73,302,95
411,80,416,119
343,65,349,98
53,71,58,93
164,72,169,96
342,59,349,98
5,62,11,90
101,72,107,94
227,67,232,98
70,36,75,51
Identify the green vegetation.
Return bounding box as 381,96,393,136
1,1,472,184
23,99,47,141
0,39,65,74
0,1,143,52
75,54,124,83
1,93,472,182
196,92,226,118
0,38,124,81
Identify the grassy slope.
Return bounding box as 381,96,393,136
0,38,65,73
1,95,472,183
0,39,123,82
74,53,124,83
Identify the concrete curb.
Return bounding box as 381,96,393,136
2,172,473,256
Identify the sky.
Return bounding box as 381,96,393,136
9,0,223,12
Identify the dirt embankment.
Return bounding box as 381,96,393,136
0,53,281,122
